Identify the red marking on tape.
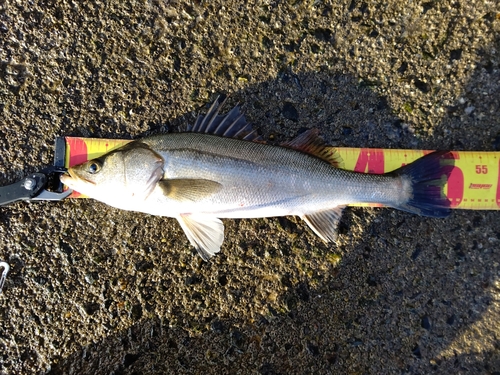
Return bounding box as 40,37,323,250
443,164,464,208
354,149,385,174
67,137,88,198
497,158,500,208
67,138,88,167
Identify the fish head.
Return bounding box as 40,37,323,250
60,142,164,207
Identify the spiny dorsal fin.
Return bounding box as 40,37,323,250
188,96,263,142
158,179,222,202
302,206,345,242
176,214,224,261
282,129,344,168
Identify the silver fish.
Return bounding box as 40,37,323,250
60,98,453,260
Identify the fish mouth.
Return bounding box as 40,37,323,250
59,171,72,186
60,168,96,186
67,168,78,180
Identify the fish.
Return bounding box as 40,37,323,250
60,98,453,260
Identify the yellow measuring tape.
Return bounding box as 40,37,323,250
61,137,500,210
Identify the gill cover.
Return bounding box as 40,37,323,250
117,142,165,199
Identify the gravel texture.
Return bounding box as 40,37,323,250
0,0,499,374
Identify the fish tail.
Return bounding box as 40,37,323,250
390,151,454,218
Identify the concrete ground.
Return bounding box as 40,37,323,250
0,0,499,374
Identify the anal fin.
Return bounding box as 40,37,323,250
302,206,345,242
176,214,224,261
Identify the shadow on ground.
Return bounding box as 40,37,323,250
47,66,500,374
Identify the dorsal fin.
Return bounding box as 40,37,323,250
281,129,344,168
188,97,262,142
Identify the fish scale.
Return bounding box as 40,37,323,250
142,133,400,216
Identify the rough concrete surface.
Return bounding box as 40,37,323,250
0,0,499,374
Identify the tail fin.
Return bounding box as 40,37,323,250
390,151,454,218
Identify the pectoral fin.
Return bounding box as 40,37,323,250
176,214,224,261
159,179,222,202
302,206,345,242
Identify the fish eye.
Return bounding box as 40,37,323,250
87,161,102,174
